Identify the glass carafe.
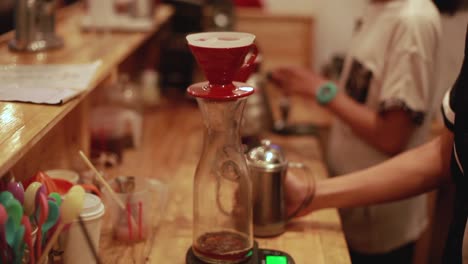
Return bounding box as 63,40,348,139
186,31,258,264
192,98,253,263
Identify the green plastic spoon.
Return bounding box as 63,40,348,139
13,225,25,264
41,200,59,244
4,198,23,246
5,198,22,225
48,193,62,207
0,191,13,206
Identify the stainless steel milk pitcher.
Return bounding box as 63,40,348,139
246,139,315,237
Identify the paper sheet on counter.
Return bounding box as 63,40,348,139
0,61,101,104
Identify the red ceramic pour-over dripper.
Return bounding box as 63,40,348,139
186,32,257,100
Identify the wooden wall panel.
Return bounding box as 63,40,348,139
235,8,314,71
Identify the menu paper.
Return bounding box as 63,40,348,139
0,61,101,104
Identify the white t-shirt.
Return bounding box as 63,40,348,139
326,0,442,254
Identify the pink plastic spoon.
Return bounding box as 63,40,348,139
0,205,7,263
35,192,48,260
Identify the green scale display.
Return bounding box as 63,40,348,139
185,31,296,264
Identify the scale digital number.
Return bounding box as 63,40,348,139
259,249,295,264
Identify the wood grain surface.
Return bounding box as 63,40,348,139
235,8,314,71
0,3,174,179
98,96,350,264
0,3,350,262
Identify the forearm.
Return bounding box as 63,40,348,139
327,91,412,154
308,130,453,212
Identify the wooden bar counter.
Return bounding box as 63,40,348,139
99,94,350,264
0,3,174,179
0,3,350,263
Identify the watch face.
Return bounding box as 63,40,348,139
317,82,337,105
321,86,333,97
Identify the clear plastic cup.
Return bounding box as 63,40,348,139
103,177,168,242
45,169,80,184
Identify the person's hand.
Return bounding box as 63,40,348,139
269,66,327,97
285,171,314,218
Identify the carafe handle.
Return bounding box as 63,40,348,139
286,162,315,220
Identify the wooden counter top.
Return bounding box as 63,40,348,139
99,97,350,264
0,3,174,178
0,2,350,262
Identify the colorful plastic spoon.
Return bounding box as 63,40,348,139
7,182,24,205
4,198,23,263
34,171,58,194
4,198,23,243
24,182,42,216
38,186,85,264
34,192,48,260
35,185,47,206
48,193,62,207
13,225,24,264
0,205,8,263
0,191,13,206
21,216,34,264
41,200,59,245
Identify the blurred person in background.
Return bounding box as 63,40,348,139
271,0,462,263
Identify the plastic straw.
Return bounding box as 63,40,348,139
127,202,133,241
138,201,143,240
78,150,138,237
78,151,125,210
78,216,102,264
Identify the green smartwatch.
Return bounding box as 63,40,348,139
316,82,338,105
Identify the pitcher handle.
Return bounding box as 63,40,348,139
286,162,315,220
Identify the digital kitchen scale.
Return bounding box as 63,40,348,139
186,242,295,264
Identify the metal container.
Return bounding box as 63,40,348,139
9,0,63,52
241,72,274,138
246,140,315,237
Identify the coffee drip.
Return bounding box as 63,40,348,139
186,31,258,264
